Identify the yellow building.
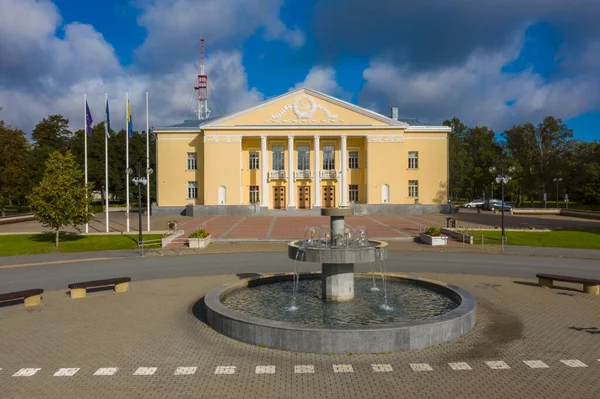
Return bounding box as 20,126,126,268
153,88,450,215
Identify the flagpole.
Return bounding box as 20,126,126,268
105,93,109,233
146,91,150,232
84,94,89,234
126,92,130,232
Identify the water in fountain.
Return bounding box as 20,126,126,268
376,248,392,311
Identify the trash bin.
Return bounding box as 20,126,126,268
446,217,456,228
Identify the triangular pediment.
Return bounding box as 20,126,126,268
202,88,408,128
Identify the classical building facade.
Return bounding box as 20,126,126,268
153,88,450,215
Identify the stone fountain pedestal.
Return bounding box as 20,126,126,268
322,208,355,301
287,207,387,302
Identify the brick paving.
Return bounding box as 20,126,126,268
173,214,443,242
0,272,599,398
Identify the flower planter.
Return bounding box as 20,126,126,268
188,235,212,249
420,234,447,246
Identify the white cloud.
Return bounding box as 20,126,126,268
292,65,348,99
360,39,600,129
0,0,264,133
134,0,304,71
0,51,263,132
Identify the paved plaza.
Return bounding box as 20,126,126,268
3,210,600,245
0,251,599,398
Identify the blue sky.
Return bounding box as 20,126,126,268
1,0,599,141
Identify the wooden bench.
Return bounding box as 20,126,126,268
536,273,600,295
68,277,131,299
0,289,44,307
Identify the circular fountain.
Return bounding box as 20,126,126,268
204,208,477,353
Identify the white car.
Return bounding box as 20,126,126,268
462,199,485,208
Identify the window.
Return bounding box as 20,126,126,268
323,145,335,170
187,181,198,199
349,184,359,202
408,180,419,198
249,152,259,170
408,151,418,169
297,145,310,170
187,152,197,170
349,151,359,169
272,145,284,170
249,186,259,203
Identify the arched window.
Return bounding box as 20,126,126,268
218,186,227,204
382,184,390,203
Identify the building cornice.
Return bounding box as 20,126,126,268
405,126,451,133
201,125,406,131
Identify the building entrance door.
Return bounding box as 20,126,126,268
273,186,286,209
322,186,336,208
298,186,311,209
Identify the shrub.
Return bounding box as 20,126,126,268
425,227,441,236
189,228,210,239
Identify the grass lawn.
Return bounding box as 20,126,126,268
459,229,600,250
0,233,163,256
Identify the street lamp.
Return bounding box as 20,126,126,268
553,177,563,209
127,162,153,245
489,164,516,249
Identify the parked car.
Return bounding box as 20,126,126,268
483,199,513,211
462,199,485,208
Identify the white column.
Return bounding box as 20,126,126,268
260,135,268,208
287,135,295,209
239,137,243,204
314,135,321,207
340,135,348,206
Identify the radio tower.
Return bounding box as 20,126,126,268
194,38,210,120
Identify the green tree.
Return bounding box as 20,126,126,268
28,151,94,247
464,125,502,199
31,115,72,151
0,122,30,216
69,128,157,205
444,117,472,200
503,116,574,205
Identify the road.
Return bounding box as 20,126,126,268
1,251,599,292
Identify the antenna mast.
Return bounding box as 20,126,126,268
194,38,210,120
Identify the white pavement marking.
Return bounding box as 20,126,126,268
523,360,549,369
410,363,433,371
174,367,197,375
560,360,588,368
94,368,119,376
215,366,236,375
294,365,314,374
448,362,472,371
13,368,41,377
134,367,157,376
485,361,511,370
54,368,80,376
255,365,276,374
332,364,354,373
372,364,393,372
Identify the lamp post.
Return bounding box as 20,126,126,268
489,164,516,249
553,177,562,208
127,162,153,245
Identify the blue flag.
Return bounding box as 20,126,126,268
127,100,133,138
85,101,93,137
105,98,111,136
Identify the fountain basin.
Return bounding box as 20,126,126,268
204,273,477,354
288,240,388,264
